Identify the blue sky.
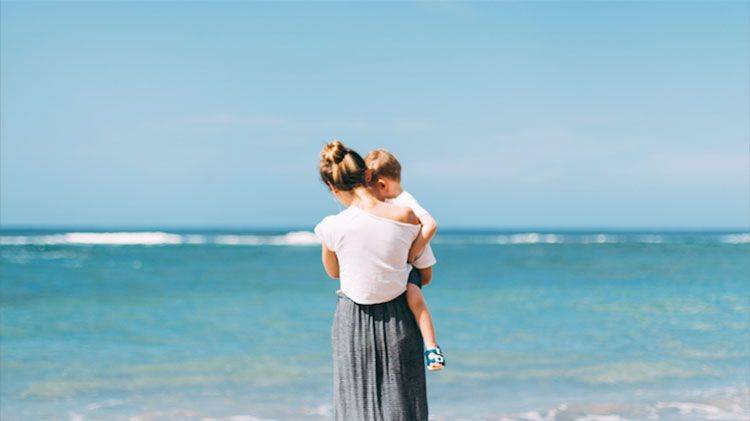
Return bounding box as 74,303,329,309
1,2,748,228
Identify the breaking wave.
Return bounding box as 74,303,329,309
484,388,749,420
721,233,750,244
0,231,320,247
1,231,748,247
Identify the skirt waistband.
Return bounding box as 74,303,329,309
336,289,406,306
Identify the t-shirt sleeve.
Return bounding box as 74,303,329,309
412,244,437,269
314,216,338,251
396,191,429,219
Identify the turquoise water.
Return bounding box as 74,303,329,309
1,230,748,420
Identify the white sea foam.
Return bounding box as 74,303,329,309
302,404,331,416
575,416,625,421
213,235,264,245
498,403,569,421
214,231,320,246
0,232,183,245
279,230,320,245
490,393,749,421
67,411,84,421
579,234,621,244
0,231,321,246
655,401,750,420
84,398,123,411
492,233,563,244
721,233,750,244
3,231,748,247
486,233,628,245
66,232,184,245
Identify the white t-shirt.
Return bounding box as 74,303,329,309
387,191,437,269
314,206,420,304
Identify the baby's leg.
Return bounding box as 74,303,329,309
406,283,438,349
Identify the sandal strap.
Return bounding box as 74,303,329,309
424,347,445,365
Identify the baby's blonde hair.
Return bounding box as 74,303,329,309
364,149,402,182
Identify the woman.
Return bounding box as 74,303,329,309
314,140,428,420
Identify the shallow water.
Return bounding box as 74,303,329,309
1,229,748,420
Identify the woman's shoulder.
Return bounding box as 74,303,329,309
376,202,419,225
317,207,355,227
315,208,359,248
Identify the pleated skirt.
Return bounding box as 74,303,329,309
332,291,428,421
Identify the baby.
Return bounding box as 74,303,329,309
365,149,445,371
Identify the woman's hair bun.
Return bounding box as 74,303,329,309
318,139,367,191
322,140,348,164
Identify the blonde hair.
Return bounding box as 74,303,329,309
319,140,367,191
364,149,401,181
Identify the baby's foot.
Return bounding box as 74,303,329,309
424,346,445,371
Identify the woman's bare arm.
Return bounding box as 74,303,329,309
408,231,427,263
321,244,339,279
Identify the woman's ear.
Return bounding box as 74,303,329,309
364,169,374,184
377,179,387,190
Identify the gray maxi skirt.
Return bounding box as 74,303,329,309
332,291,428,421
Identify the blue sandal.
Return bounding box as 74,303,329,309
424,346,445,371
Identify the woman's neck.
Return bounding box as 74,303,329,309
339,187,379,209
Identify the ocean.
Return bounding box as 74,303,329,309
1,229,748,420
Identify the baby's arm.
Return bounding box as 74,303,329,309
408,212,438,263
419,212,438,243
